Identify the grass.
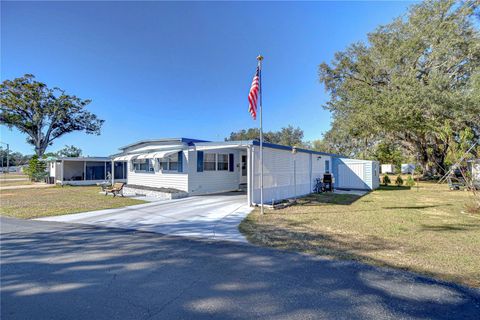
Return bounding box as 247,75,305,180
0,186,146,219
0,174,33,187
240,181,480,288
0,180,33,187
0,173,28,180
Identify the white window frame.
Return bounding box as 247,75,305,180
202,153,230,172
159,154,179,172
203,153,217,171
217,153,229,171
132,159,154,173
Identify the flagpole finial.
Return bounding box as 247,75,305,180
257,55,264,61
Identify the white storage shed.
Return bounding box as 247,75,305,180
333,158,380,191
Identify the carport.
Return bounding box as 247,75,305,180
193,140,336,206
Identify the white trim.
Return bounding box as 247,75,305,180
113,154,139,161
195,145,247,151
136,149,181,160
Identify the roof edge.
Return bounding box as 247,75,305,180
118,137,210,150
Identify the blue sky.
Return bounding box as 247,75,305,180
1,1,413,156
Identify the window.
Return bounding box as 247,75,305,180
203,153,216,171
241,155,247,176
217,154,229,171
132,159,153,173
159,154,179,171
85,161,106,180
325,160,330,173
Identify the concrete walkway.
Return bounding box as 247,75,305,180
37,193,253,242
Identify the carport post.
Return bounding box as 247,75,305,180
111,160,115,185
292,147,297,201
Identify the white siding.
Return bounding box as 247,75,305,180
251,147,331,204
127,152,188,191
312,154,326,182
188,148,241,194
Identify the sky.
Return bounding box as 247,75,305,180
1,1,414,156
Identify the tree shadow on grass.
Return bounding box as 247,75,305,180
383,204,452,210
300,193,364,206
1,218,479,320
377,185,412,191
420,223,480,232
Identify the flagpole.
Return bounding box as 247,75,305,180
257,54,264,215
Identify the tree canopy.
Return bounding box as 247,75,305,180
225,125,306,147
0,74,104,157
55,145,83,158
318,0,480,175
0,147,30,167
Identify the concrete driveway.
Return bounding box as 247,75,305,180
37,193,252,242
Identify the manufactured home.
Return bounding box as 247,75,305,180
110,138,379,205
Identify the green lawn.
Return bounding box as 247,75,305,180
0,186,146,219
240,182,480,287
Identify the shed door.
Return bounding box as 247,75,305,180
337,163,366,189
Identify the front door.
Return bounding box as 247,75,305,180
240,154,247,184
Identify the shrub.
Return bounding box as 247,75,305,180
382,174,391,186
406,175,415,187
25,155,47,182
395,175,404,186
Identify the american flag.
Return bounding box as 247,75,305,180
248,66,260,120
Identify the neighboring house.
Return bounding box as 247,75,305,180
1,165,26,173
467,159,480,188
111,138,379,206
48,157,127,185
401,163,416,174
380,164,395,174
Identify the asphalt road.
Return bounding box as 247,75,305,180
1,217,479,319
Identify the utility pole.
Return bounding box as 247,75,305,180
0,142,9,174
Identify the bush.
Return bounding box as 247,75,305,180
25,155,47,182
406,175,415,187
395,175,404,186
382,174,391,186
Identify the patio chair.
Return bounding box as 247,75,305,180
105,182,125,197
